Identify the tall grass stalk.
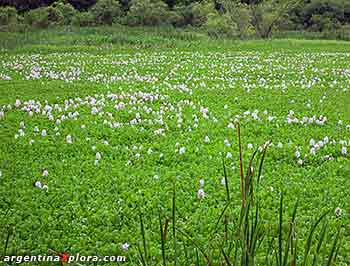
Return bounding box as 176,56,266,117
172,180,177,266
159,210,167,266
138,122,342,265
139,213,148,266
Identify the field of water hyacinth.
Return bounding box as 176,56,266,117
1,40,350,265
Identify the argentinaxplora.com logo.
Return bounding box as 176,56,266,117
3,253,127,264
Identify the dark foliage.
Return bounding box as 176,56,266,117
0,0,56,12
68,0,97,10
0,0,349,35
0,0,96,11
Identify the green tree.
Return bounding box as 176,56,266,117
53,1,76,25
90,0,122,25
72,11,95,26
221,0,301,38
24,6,64,28
191,0,217,27
204,12,234,38
0,6,17,26
249,0,302,38
221,0,251,38
126,0,171,26
299,0,349,30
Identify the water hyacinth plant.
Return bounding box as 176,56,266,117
136,123,343,265
1,40,350,265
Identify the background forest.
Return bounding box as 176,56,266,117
0,0,350,39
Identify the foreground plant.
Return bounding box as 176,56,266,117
137,122,342,265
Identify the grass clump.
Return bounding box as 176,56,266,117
136,123,343,265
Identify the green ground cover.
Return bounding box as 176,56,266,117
0,34,350,265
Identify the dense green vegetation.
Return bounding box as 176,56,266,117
0,0,350,39
2,25,350,54
0,33,350,264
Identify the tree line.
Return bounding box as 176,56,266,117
0,0,349,38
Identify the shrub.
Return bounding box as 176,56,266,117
0,6,17,26
47,6,64,25
126,0,171,26
90,0,122,25
24,6,64,29
310,13,341,32
277,13,299,31
204,12,234,38
221,1,251,38
24,9,48,29
0,6,21,32
337,24,350,40
53,1,76,25
72,12,95,27
191,1,216,27
167,10,184,27
171,5,193,27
